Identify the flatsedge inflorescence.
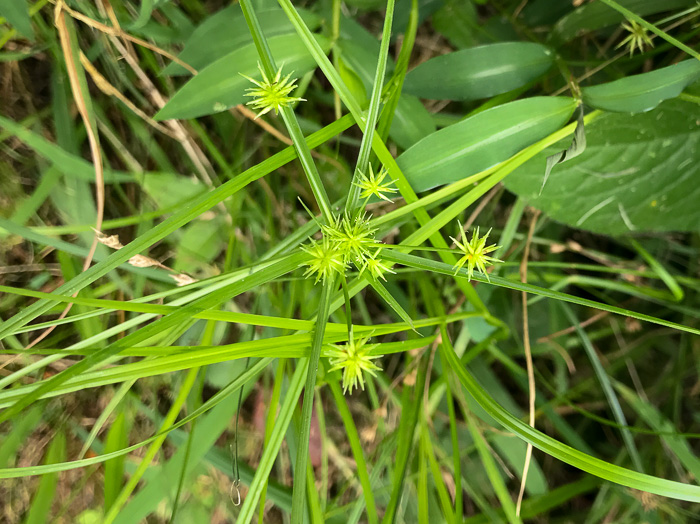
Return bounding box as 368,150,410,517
450,222,502,281
299,162,502,394
299,163,399,394
617,19,654,57
241,63,305,119
355,164,398,203
326,336,382,394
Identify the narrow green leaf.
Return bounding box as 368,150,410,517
0,253,305,424
560,304,644,472
381,250,700,336
291,279,336,524
367,277,415,330
0,114,355,341
237,361,308,524
103,411,128,512
345,0,396,215
0,115,132,183
328,379,379,524
0,359,271,479
0,407,41,468
103,368,200,523
441,340,700,503
131,0,154,28
79,381,135,459
403,43,554,101
24,431,66,524
616,382,700,482
464,411,521,524
336,36,435,149
629,238,684,302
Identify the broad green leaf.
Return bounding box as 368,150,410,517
163,7,321,75
156,33,330,120
0,0,33,39
336,30,436,149
387,92,436,151
403,42,555,101
582,59,700,113
337,54,369,108
173,218,226,273
142,173,205,209
397,96,577,192
520,0,573,26
503,99,700,235
550,0,695,45
431,0,479,49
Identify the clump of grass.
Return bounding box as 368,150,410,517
1,0,699,523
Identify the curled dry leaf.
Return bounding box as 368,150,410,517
169,273,198,287
93,229,124,250
128,255,162,268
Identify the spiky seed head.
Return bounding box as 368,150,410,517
301,235,345,284
358,249,395,281
327,336,382,394
322,212,379,266
241,63,305,119
450,222,502,281
355,164,398,203
616,20,654,57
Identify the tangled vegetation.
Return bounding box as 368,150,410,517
1,0,699,522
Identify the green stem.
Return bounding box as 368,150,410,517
377,0,418,142
345,0,396,216
103,366,200,524
238,0,334,223
599,0,700,61
328,379,379,524
291,278,336,523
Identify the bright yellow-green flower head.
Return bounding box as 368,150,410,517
450,223,502,281
616,20,654,57
301,235,345,284
355,164,398,203
359,249,395,281
322,212,379,265
327,336,382,394
241,63,305,119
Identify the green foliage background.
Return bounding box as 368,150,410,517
0,0,699,522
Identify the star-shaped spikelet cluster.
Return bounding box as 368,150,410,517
242,63,305,119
